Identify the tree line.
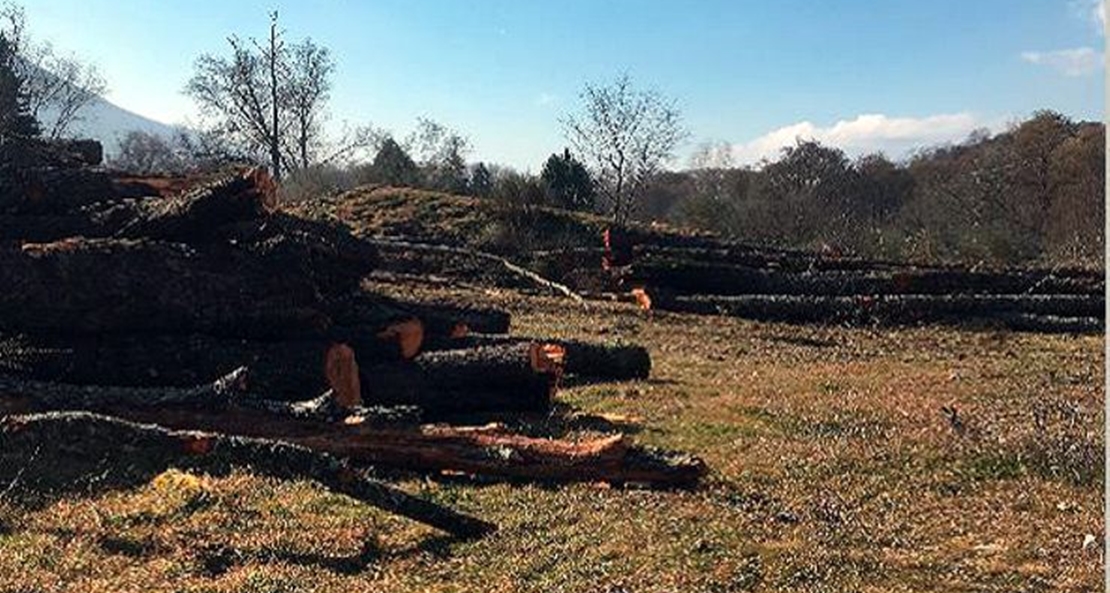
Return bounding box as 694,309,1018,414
646,111,1103,268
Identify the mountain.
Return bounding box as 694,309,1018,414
40,95,179,158
24,60,179,157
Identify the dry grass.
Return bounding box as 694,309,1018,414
0,284,1103,592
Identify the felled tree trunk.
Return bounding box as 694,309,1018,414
360,342,562,416
425,334,651,380
630,260,1103,297
0,238,342,338
329,291,512,339
0,166,116,215
0,366,248,411
667,293,1104,330
387,300,512,336
111,167,276,240
0,320,438,400
0,411,495,539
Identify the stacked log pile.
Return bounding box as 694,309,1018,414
615,239,1104,333
0,141,701,540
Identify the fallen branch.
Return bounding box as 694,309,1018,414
0,411,495,539
110,406,706,488
364,238,586,307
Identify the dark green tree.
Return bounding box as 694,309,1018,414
371,137,419,186
540,148,595,211
0,32,39,142
469,162,492,198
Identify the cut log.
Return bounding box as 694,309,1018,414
0,411,495,539
0,366,248,411
112,167,276,241
425,334,651,381
0,329,430,400
360,342,562,416
666,293,1104,330
324,344,362,409
207,213,379,293
329,291,511,339
0,166,115,215
0,238,339,338
995,314,1103,334
242,391,422,424
628,259,1103,297
388,300,511,337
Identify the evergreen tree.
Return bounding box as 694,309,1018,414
371,137,419,186
541,148,595,211
469,162,493,198
0,33,39,142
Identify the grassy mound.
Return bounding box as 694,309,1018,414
287,185,709,257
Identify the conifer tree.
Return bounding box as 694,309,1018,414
0,32,39,142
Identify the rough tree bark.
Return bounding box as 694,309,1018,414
0,238,340,338
425,334,650,380
359,342,562,416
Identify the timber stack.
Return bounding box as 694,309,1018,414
0,139,698,540
509,228,1103,333
608,234,1104,333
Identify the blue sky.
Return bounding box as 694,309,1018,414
21,0,1107,169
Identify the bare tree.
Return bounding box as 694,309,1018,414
185,12,285,178
283,38,331,170
0,2,106,139
562,74,686,223
111,130,180,174
405,117,471,193
184,12,374,181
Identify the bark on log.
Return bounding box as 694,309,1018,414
0,328,431,400
667,293,1104,330
0,238,339,338
212,214,380,295
389,300,512,337
0,411,495,539
360,342,561,416
0,367,248,411
629,259,1102,297
0,197,147,243
0,166,115,215
329,291,511,338
425,334,651,380
994,314,1103,334
242,391,423,424
112,167,276,241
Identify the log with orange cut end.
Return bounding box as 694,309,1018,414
375,317,425,360
630,286,653,318
324,343,362,409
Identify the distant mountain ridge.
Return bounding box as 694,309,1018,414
26,56,179,159
39,94,178,159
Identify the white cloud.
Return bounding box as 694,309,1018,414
729,113,986,165
1070,0,1106,34
1020,47,1103,77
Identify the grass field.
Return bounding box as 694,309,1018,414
0,283,1102,592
